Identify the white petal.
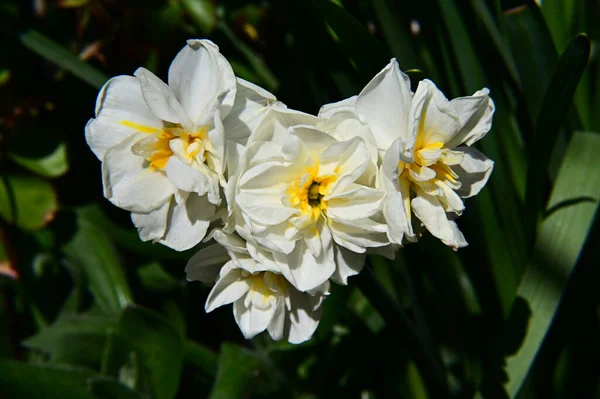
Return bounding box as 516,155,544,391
411,186,468,249
284,287,323,344
329,218,389,253
285,240,335,292
164,156,220,205
330,247,365,285
249,106,320,146
289,125,338,160
134,67,192,130
355,59,413,151
185,244,231,284
446,89,495,148
252,221,297,255
205,265,249,312
411,79,460,148
206,110,226,176
168,40,237,124
318,95,357,119
412,81,494,149
102,133,175,213
381,139,415,244
317,112,379,167
212,230,249,255
326,185,384,220
131,201,170,242
321,138,371,196
85,76,162,160
234,299,274,339
159,193,215,251
267,297,286,341
222,78,276,145
453,146,494,198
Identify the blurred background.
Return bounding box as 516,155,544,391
0,0,599,398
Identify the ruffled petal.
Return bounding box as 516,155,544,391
134,67,193,130
85,76,162,160
355,59,413,151
159,193,215,251
411,186,468,249
168,39,237,124
205,265,248,312
102,133,175,213
453,146,494,198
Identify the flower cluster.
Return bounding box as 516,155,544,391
86,39,494,343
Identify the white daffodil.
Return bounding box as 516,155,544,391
186,229,329,344
233,108,389,292
337,59,494,249
86,39,238,251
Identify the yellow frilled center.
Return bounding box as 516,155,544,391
286,161,337,221
398,140,460,186
244,271,287,309
121,120,207,170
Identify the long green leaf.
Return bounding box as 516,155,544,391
524,34,590,239
21,30,108,89
503,131,600,397
503,4,559,121
64,208,134,312
371,0,421,70
313,0,390,83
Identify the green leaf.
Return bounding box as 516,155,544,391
21,30,108,89
209,343,264,399
0,175,57,230
313,0,390,83
470,0,521,86
371,0,421,70
10,142,69,178
0,360,96,399
524,34,590,239
437,0,525,318
64,208,134,312
503,4,559,121
181,0,216,34
137,261,179,293
23,313,119,367
117,306,184,399
503,131,600,397
184,340,218,378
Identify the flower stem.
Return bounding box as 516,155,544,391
356,261,449,397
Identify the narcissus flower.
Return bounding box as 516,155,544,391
86,39,237,250
233,108,389,292
323,59,494,249
186,230,329,343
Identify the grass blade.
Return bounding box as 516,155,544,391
504,131,600,397
21,30,108,89
524,34,591,240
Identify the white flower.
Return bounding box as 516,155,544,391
323,59,495,249
233,107,389,292
186,230,329,344
85,39,237,251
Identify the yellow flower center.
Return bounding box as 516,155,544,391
286,161,337,221
244,271,287,309
121,120,207,171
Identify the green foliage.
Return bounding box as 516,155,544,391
1,1,599,398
